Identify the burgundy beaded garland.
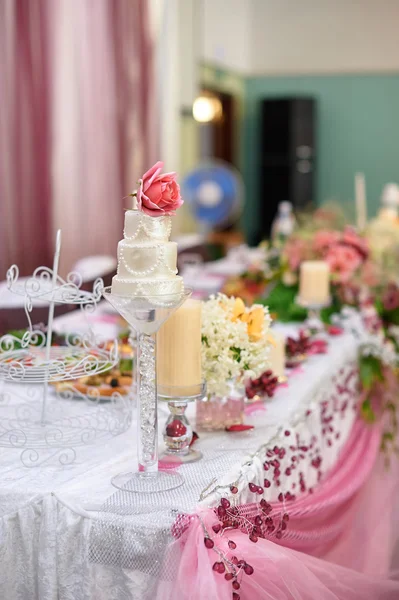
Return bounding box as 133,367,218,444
244,564,254,575
218,505,227,518
199,366,357,596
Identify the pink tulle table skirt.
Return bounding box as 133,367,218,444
160,419,399,599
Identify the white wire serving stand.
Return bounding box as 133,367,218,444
0,231,131,467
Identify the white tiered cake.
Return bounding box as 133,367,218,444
111,210,184,297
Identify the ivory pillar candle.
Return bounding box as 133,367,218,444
299,261,330,304
157,299,202,388
269,332,286,379
355,173,367,231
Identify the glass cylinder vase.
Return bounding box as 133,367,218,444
196,380,245,431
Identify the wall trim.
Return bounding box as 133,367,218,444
201,60,399,79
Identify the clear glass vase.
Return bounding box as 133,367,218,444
196,380,245,431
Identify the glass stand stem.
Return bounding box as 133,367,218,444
308,307,321,322
137,332,158,474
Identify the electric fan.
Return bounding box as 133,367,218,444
181,160,244,232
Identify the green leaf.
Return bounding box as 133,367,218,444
201,335,209,347
359,354,384,391
230,346,242,362
385,307,399,326
257,280,344,324
360,397,376,423
258,282,306,323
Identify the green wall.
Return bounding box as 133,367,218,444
243,73,399,243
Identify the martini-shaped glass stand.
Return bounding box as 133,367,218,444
103,287,192,493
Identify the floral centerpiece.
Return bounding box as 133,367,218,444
201,294,271,397
261,217,372,322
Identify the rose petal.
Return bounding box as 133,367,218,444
145,181,163,205
142,161,164,191
226,424,254,432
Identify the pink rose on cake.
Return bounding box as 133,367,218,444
136,161,183,216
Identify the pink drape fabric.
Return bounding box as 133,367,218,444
0,0,52,277
163,420,399,599
0,0,156,277
51,0,157,275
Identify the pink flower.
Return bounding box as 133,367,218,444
382,284,399,312
341,226,369,260
136,161,183,216
336,282,360,305
325,244,362,283
308,339,328,355
360,260,380,287
313,230,340,255
284,238,311,271
326,325,343,336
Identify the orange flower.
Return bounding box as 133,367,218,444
247,307,264,341
231,298,264,341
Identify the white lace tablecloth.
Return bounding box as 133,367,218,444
0,319,360,600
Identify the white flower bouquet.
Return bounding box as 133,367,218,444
201,294,271,396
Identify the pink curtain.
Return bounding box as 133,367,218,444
51,0,157,275
162,419,399,599
0,0,52,277
0,0,156,278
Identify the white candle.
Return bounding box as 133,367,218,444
269,332,286,379
355,173,367,231
157,299,202,390
299,261,330,305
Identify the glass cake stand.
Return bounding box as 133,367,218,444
103,287,192,493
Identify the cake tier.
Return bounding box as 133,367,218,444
123,210,172,243
111,274,183,297
116,241,178,280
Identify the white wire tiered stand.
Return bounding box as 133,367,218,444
103,286,191,493
0,231,131,467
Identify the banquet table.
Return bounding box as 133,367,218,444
1,304,399,600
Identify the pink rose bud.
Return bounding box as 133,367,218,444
136,161,184,217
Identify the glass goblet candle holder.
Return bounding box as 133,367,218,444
295,295,331,333
158,382,206,463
